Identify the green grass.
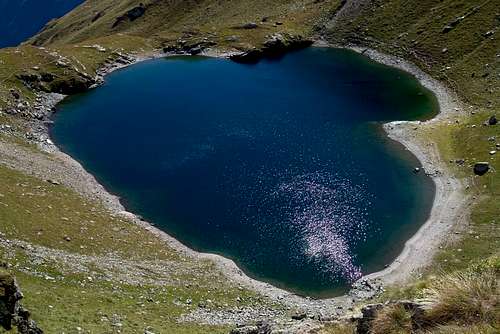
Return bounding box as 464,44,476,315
16,271,230,334
371,304,413,334
0,164,179,259
29,0,341,48
0,163,278,332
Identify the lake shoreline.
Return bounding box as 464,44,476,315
9,43,468,314
339,45,470,285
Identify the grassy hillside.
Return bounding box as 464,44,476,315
0,0,498,333
29,0,339,48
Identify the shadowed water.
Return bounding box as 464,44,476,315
52,48,436,297
0,0,83,48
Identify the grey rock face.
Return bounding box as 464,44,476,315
0,273,43,333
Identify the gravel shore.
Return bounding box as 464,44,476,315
346,47,470,285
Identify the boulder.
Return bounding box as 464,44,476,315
0,272,23,330
356,303,384,334
230,33,312,64
0,272,43,333
488,115,497,125
230,325,259,334
290,309,307,320
230,49,264,64
230,321,272,334
242,22,258,29
9,89,20,100
262,33,313,56
473,162,490,176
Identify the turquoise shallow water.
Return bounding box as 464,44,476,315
52,48,437,297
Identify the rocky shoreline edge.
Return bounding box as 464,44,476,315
341,45,470,285
0,41,469,319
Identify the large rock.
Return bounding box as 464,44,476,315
112,3,146,28
0,272,23,330
230,33,312,64
230,49,264,64
0,272,43,333
242,22,258,29
356,303,384,334
262,33,313,56
47,75,95,95
230,321,272,334
488,115,497,125
473,162,490,176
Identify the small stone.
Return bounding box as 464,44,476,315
489,150,496,155
242,22,258,29
291,309,307,320
46,179,60,185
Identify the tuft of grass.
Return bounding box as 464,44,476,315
371,304,414,334
316,322,356,334
427,324,499,334
424,269,499,326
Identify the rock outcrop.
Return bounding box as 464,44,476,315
473,162,490,176
0,272,43,333
163,39,218,55
230,33,313,63
112,3,147,28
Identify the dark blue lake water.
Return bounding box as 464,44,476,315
52,48,436,297
0,0,83,48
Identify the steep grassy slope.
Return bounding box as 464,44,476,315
30,0,339,47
